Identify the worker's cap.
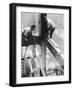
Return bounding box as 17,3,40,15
31,25,35,30
31,25,35,28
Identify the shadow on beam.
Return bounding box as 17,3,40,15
45,39,64,70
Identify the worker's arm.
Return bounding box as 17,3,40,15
22,27,31,36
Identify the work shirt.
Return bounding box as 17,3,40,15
23,27,31,36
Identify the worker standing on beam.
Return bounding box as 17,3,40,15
21,25,35,58
41,13,55,39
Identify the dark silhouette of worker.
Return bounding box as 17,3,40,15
22,25,35,46
41,13,55,39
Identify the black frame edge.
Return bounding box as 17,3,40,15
10,81,71,87
10,3,71,9
9,3,16,87
69,7,71,83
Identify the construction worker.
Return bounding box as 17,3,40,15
21,25,35,57
41,13,55,39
